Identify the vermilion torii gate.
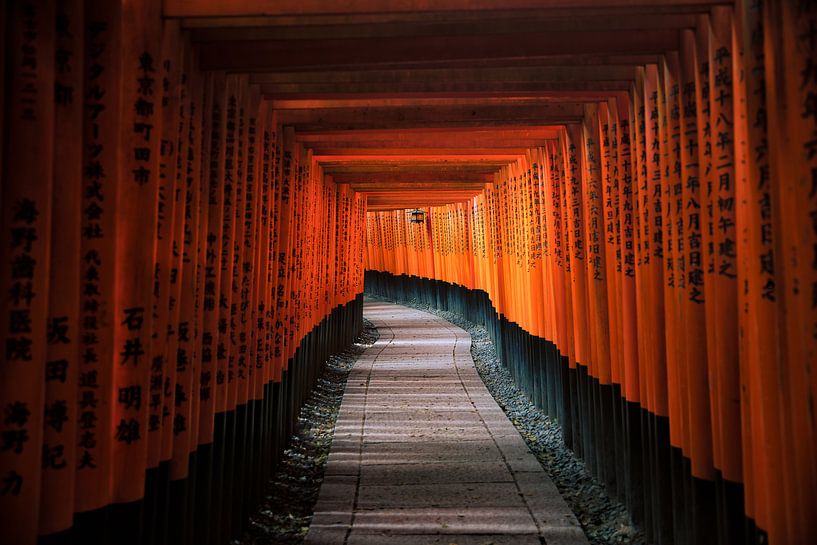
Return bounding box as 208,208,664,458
1,1,815,545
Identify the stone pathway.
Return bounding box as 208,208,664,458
304,300,589,545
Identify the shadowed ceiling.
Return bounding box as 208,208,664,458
166,0,731,210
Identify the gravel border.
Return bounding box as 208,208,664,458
370,295,646,545
233,319,379,545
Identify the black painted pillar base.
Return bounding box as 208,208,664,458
363,270,760,545
37,295,364,545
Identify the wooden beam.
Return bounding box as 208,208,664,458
296,126,560,142
367,195,481,210
331,171,494,183
347,181,487,189
165,0,730,18
313,147,533,156
365,190,482,194
297,128,559,151
187,12,696,41
367,191,481,198
179,5,718,28
261,81,631,97
197,30,679,71
272,94,628,109
251,65,637,83
247,54,661,75
251,65,636,95
322,164,502,174
316,154,522,163
276,103,585,130
365,192,481,198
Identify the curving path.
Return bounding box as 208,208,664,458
305,300,589,545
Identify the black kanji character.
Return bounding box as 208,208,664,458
133,122,153,140
138,52,155,72
79,391,98,409
173,413,186,435
2,429,29,454
78,411,97,430
114,418,140,444
11,253,36,279
134,98,153,117
9,310,32,334
45,360,68,384
137,75,155,96
118,385,141,410
122,307,144,330
55,82,74,105
120,338,145,366
10,228,37,252
84,160,105,180
0,470,23,496
133,147,150,161
42,444,67,470
78,449,96,469
6,337,33,362
132,166,150,186
3,402,30,427
79,370,99,389
174,384,187,407
44,400,68,432
47,316,70,344
12,199,39,224
85,201,104,221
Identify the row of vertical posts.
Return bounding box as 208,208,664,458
364,3,817,544
0,2,367,544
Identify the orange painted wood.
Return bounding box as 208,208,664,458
766,1,817,542
706,7,741,484
273,127,296,374
0,3,54,543
631,68,651,409
215,75,241,412
160,34,189,464
641,63,669,418
170,43,204,481
39,0,82,535
147,19,182,469
564,125,591,368
235,85,261,408
253,100,273,399
226,75,249,411
661,51,686,452
190,68,212,451
198,70,226,444
599,101,623,390
268,117,285,382
554,139,578,368
112,0,162,502
677,27,707,463
75,0,118,514
165,0,726,18
614,102,640,403
582,104,612,385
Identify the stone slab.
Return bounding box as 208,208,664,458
304,300,588,545
346,534,542,545
359,461,512,485
351,507,539,534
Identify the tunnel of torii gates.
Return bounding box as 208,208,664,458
0,0,816,544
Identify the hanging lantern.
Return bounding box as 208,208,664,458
409,208,425,224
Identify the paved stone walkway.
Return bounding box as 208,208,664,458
305,300,589,545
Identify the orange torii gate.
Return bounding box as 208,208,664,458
0,2,365,544
2,1,817,545
364,6,817,544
